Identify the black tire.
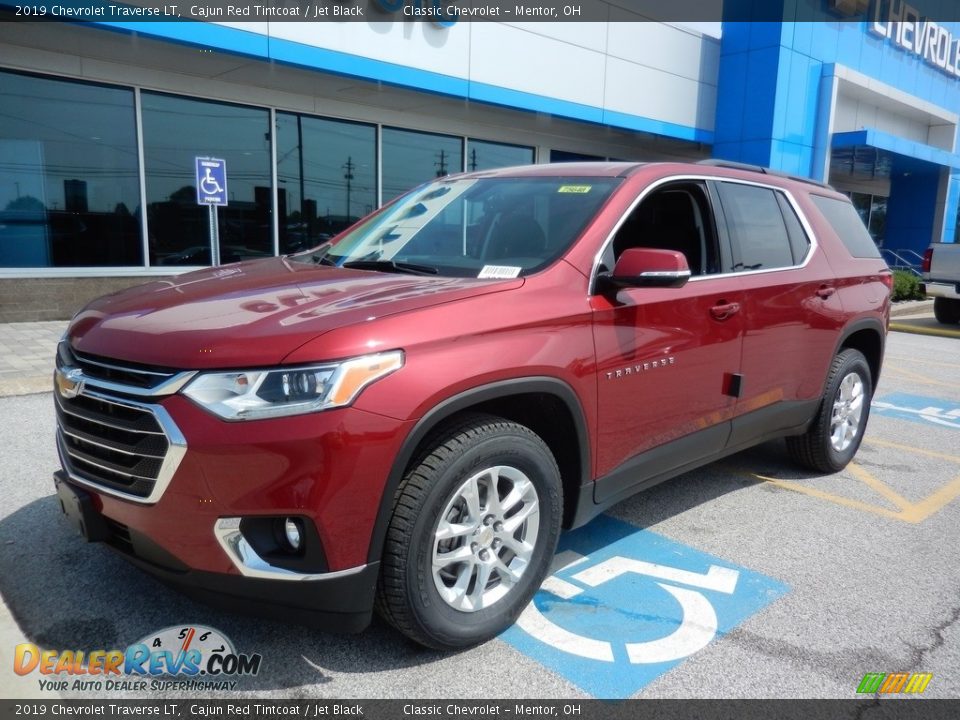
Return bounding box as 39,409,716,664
786,349,873,473
933,297,960,325
375,413,562,649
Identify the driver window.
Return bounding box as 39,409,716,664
602,183,719,276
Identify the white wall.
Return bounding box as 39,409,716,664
259,20,720,134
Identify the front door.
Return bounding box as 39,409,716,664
591,182,744,501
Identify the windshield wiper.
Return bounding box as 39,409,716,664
307,243,337,266
342,259,439,276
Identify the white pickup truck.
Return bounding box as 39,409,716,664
923,243,960,324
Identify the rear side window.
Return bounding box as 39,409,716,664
810,195,881,258
776,193,811,264
716,182,796,271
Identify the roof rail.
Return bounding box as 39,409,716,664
695,158,832,190
697,159,768,173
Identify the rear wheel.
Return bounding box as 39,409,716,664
933,297,960,325
787,349,872,473
376,414,562,649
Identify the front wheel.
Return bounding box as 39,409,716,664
376,414,562,649
786,349,873,473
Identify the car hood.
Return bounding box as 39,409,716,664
68,257,522,368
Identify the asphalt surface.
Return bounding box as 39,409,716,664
1,331,958,700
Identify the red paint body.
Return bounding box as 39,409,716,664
56,162,890,628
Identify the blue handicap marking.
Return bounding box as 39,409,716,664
872,393,960,430
501,515,789,698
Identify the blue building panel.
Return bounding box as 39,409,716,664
945,176,960,243
782,51,815,145
748,22,786,50
740,46,782,141
790,21,815,58
719,5,960,246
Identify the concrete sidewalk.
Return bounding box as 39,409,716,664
0,321,67,397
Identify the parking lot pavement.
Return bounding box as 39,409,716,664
1,331,958,700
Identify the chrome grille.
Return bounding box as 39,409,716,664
56,343,191,395
54,343,188,504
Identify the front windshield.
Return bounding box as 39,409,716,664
295,176,621,278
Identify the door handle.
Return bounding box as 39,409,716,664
816,285,836,299
710,302,741,321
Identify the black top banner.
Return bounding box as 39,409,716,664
4,0,960,23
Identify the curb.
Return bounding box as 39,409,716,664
0,375,51,398
889,300,933,318
889,322,960,339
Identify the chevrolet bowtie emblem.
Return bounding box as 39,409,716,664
55,367,85,399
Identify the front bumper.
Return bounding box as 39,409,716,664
54,471,380,631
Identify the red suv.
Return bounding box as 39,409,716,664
53,161,891,649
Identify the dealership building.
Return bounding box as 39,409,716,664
1,2,959,319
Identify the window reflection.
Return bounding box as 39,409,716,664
847,191,887,246
141,93,272,266
0,71,142,268
276,113,376,254
382,128,462,203
466,139,534,172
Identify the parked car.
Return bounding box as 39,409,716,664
53,161,891,649
922,243,960,324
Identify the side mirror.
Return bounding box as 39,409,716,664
599,248,691,290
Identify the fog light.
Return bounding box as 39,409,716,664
284,518,302,551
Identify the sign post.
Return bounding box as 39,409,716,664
195,157,228,265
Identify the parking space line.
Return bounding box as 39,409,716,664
846,463,912,511
884,355,960,371
753,472,907,521
883,365,954,389
869,438,960,464
752,440,960,524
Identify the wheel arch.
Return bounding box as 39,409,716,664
366,377,591,564
836,318,886,389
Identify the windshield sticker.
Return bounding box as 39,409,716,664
558,185,592,193
478,265,522,279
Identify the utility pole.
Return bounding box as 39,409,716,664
343,156,355,221
435,150,448,177
469,149,478,172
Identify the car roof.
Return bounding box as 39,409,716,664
455,160,835,192
460,162,644,179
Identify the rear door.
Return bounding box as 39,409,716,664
711,180,846,446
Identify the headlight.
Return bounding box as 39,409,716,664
182,350,403,421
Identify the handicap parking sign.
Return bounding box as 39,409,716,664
195,157,228,206
501,516,789,698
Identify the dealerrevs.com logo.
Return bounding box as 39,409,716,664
14,625,262,692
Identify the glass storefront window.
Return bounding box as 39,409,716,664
141,93,272,266
276,113,376,254
868,196,887,245
847,191,886,246
550,149,604,163
465,139,534,172
849,192,871,227
382,128,463,203
0,71,142,268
